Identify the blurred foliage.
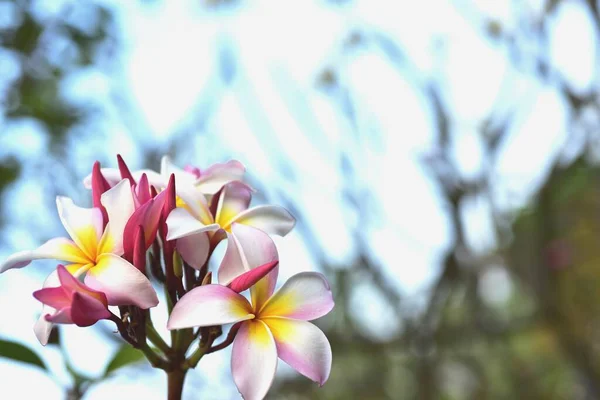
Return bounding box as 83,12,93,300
0,337,46,370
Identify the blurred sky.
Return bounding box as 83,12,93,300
0,0,596,398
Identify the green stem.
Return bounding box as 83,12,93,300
139,343,168,370
146,321,171,356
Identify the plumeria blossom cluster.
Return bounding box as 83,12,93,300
0,155,334,400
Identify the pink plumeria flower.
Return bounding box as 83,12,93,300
83,155,245,196
33,265,111,328
0,179,158,309
165,181,295,283
167,232,333,400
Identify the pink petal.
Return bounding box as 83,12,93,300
123,190,167,260
70,292,111,327
56,197,104,261
99,179,135,255
167,285,254,330
218,224,279,311
117,154,135,184
262,317,332,386
85,254,158,309
229,205,296,236
215,182,253,228
176,232,209,270
232,320,278,400
258,272,334,321
0,237,90,273
55,265,109,306
196,160,246,195
135,173,151,206
33,287,69,310
165,207,220,241
45,307,73,324
229,261,279,293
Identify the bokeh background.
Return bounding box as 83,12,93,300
1,0,599,399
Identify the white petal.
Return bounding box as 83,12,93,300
85,254,158,309
259,272,334,321
176,232,209,270
229,205,295,236
166,207,219,241
263,317,332,386
0,238,90,273
100,179,135,254
56,197,103,260
167,285,253,330
232,320,278,400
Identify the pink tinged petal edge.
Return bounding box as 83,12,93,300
229,261,279,294
70,292,111,327
161,155,196,186
33,271,60,345
135,173,151,206
231,320,278,400
167,285,254,330
230,205,296,237
165,207,220,241
259,272,334,321
34,312,54,346
33,287,70,310
91,161,110,224
0,237,89,273
175,232,209,270
56,196,104,260
196,160,246,195
263,317,332,386
85,254,158,309
229,224,279,309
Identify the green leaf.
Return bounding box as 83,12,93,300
0,339,47,370
104,345,147,376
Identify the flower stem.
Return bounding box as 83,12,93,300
146,320,171,356
167,369,187,400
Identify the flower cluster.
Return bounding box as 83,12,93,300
0,155,334,400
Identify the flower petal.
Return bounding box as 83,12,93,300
70,292,111,327
56,197,103,260
167,285,253,330
258,272,334,321
176,232,209,270
175,183,214,225
166,207,219,241
218,224,279,311
229,261,279,294
0,237,90,273
99,179,135,255
230,205,296,236
262,317,332,386
196,160,246,195
232,320,278,400
123,190,168,260
216,182,252,228
85,254,158,309
161,155,196,186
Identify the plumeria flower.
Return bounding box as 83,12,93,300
33,265,111,328
165,181,295,283
83,155,245,195
167,229,334,400
0,179,158,309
